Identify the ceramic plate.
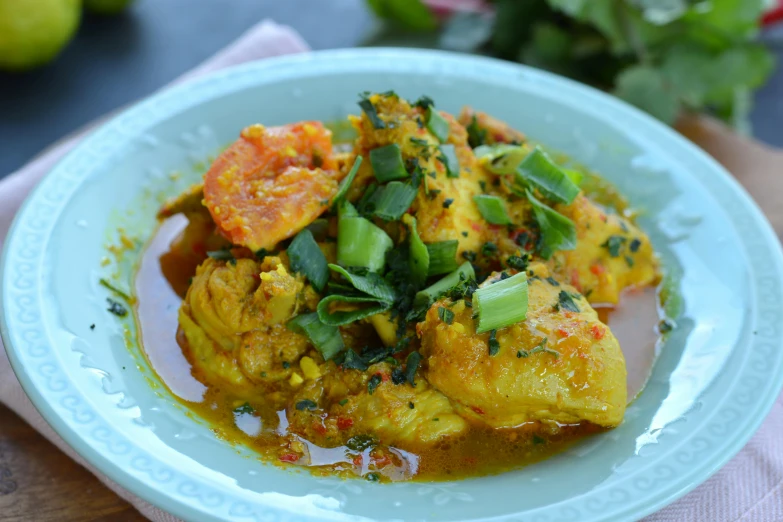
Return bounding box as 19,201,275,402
3,49,783,522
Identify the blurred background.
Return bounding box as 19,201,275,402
0,0,781,177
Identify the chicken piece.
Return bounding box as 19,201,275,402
203,122,342,251
287,362,467,447
550,195,658,304
458,107,526,145
350,93,491,259
419,262,627,428
178,255,308,391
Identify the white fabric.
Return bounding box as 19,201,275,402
1,18,781,521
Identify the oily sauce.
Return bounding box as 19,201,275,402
135,218,661,481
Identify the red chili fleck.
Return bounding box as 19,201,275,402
337,417,354,430
312,422,327,435
591,325,606,340
590,264,605,276
471,222,483,232
556,328,570,338
279,453,299,463
493,133,506,142
352,455,363,467
570,268,582,291
380,372,389,383
488,224,503,233
464,456,478,466
471,406,485,415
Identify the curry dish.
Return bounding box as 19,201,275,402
145,92,660,482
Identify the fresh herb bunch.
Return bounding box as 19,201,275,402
366,0,775,131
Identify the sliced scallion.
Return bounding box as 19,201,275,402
474,144,528,174
331,155,363,210
368,181,418,221
404,215,429,286
526,190,577,260
473,195,512,225
317,295,393,326
412,262,475,311
426,240,459,276
474,272,528,333
439,144,460,178
287,229,329,292
337,215,393,272
328,264,397,302
515,147,580,205
287,312,345,360
563,168,584,186
370,144,408,183
426,107,450,143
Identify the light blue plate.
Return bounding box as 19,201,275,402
3,49,783,522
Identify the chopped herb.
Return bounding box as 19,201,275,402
514,231,530,248
233,402,254,415
546,276,560,286
462,251,477,262
439,144,460,177
516,350,527,358
629,238,642,252
466,115,488,148
391,367,407,385
410,137,430,147
358,93,385,129
481,241,498,257
288,229,330,292
433,418,440,421
488,329,500,356
404,351,422,386
658,319,675,333
528,339,560,358
428,189,442,200
106,298,127,317
339,398,349,406
557,290,580,313
499,272,511,280
260,372,267,377
442,198,454,209
341,349,370,371
282,361,291,369
532,435,546,445
438,306,455,324
413,95,434,109
207,249,234,261
255,248,273,260
601,235,627,258
625,255,635,267
368,373,382,395
408,402,415,409
365,473,381,482
346,434,376,451
461,231,468,237
89,324,95,330
479,180,487,192
295,399,318,411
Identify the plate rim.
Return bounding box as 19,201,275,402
3,47,783,522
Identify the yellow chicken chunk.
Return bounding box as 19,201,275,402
419,263,627,428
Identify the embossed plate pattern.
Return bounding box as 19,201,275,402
2,49,783,522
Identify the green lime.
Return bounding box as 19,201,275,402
84,0,134,15
0,0,81,71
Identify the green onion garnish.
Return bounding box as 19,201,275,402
317,295,392,326
207,249,234,261
515,147,580,205
412,262,475,312
466,115,487,148
473,195,512,225
563,168,584,186
474,144,527,174
337,215,393,272
438,306,455,325
474,272,528,333
370,144,408,183
328,264,397,302
331,155,363,210
526,190,577,260
287,312,345,360
358,94,386,129
426,240,459,276
426,107,450,143
406,216,429,286
287,229,329,292
439,144,460,178
368,181,418,221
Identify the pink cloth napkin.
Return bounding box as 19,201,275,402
0,18,781,522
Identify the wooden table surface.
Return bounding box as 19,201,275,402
0,116,781,521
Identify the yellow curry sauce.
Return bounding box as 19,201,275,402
135,93,662,482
